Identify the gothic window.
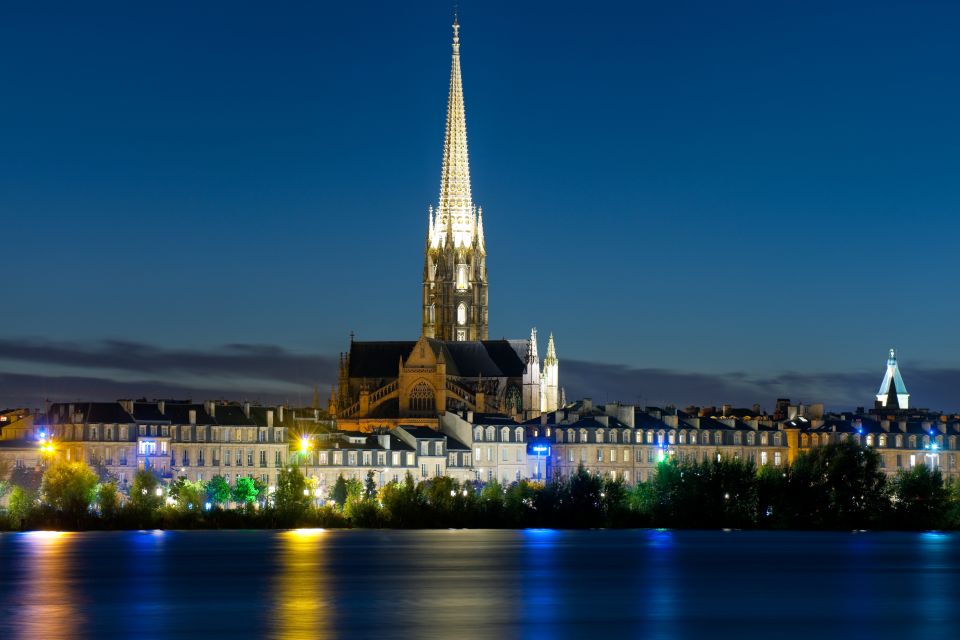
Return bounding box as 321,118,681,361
457,303,467,326
427,304,435,324
456,264,468,290
408,382,434,413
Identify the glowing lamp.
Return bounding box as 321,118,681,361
155,487,163,497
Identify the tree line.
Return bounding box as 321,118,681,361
2,441,959,531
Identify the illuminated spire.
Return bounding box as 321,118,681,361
431,17,475,249
544,333,558,365
876,348,910,409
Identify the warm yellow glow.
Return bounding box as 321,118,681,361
274,529,329,639
300,436,311,453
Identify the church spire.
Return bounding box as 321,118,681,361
432,17,474,249
876,347,910,410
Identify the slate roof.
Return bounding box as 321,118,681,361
46,402,134,425
348,339,527,379
396,425,446,439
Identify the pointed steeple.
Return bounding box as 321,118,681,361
431,17,475,250
545,333,558,365
876,347,910,410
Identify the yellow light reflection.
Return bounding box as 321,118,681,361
271,529,331,639
18,531,82,640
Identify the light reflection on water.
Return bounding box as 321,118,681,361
272,529,330,640
2,529,960,639
16,531,81,640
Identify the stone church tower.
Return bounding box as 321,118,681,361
422,19,489,341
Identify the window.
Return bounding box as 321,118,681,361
568,449,574,462
910,454,917,468
409,382,434,413
275,451,282,466
259,450,267,466
120,426,128,440
435,463,441,477
198,449,205,466
474,427,483,441
364,452,373,465
487,447,492,462
434,441,443,455
225,449,232,466
515,428,524,442
406,452,415,466
235,450,242,466
457,302,467,325
456,264,468,290
391,452,399,466
421,464,427,478
623,449,629,463
896,454,903,468
516,448,522,462
449,453,456,466
647,449,654,463
596,430,604,444
866,434,874,447
348,452,357,465
774,452,782,466
247,449,253,466
320,452,329,465
760,451,768,465
474,446,481,460
502,448,508,462
609,448,616,462
596,448,603,462
879,434,887,447
91,426,98,440
420,442,429,455
334,452,342,465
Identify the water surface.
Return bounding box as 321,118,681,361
1,529,957,639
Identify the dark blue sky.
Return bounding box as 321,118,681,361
2,0,959,410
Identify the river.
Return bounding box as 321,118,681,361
0,529,957,639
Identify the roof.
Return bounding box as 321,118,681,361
347,339,527,379
445,436,471,450
396,425,445,439
46,402,133,425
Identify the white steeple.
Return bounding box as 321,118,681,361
541,333,559,413
430,17,476,251
876,348,910,410
523,327,542,418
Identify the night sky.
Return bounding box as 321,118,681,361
2,0,958,411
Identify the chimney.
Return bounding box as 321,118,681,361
157,400,165,415
243,402,251,418
540,413,547,425
205,401,216,417
378,434,391,449
278,405,284,423
188,409,196,425
722,404,732,417
267,410,274,428
596,416,609,427
467,411,474,423
583,398,592,411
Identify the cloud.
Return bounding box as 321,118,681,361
2,338,958,413
0,338,335,385
0,339,336,409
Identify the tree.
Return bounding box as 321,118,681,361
129,470,164,512
331,475,349,509
170,477,206,511
273,466,310,518
364,470,378,499
233,477,259,505
207,475,232,506
7,486,35,529
97,481,120,520
9,466,43,494
891,465,948,530
41,461,99,526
